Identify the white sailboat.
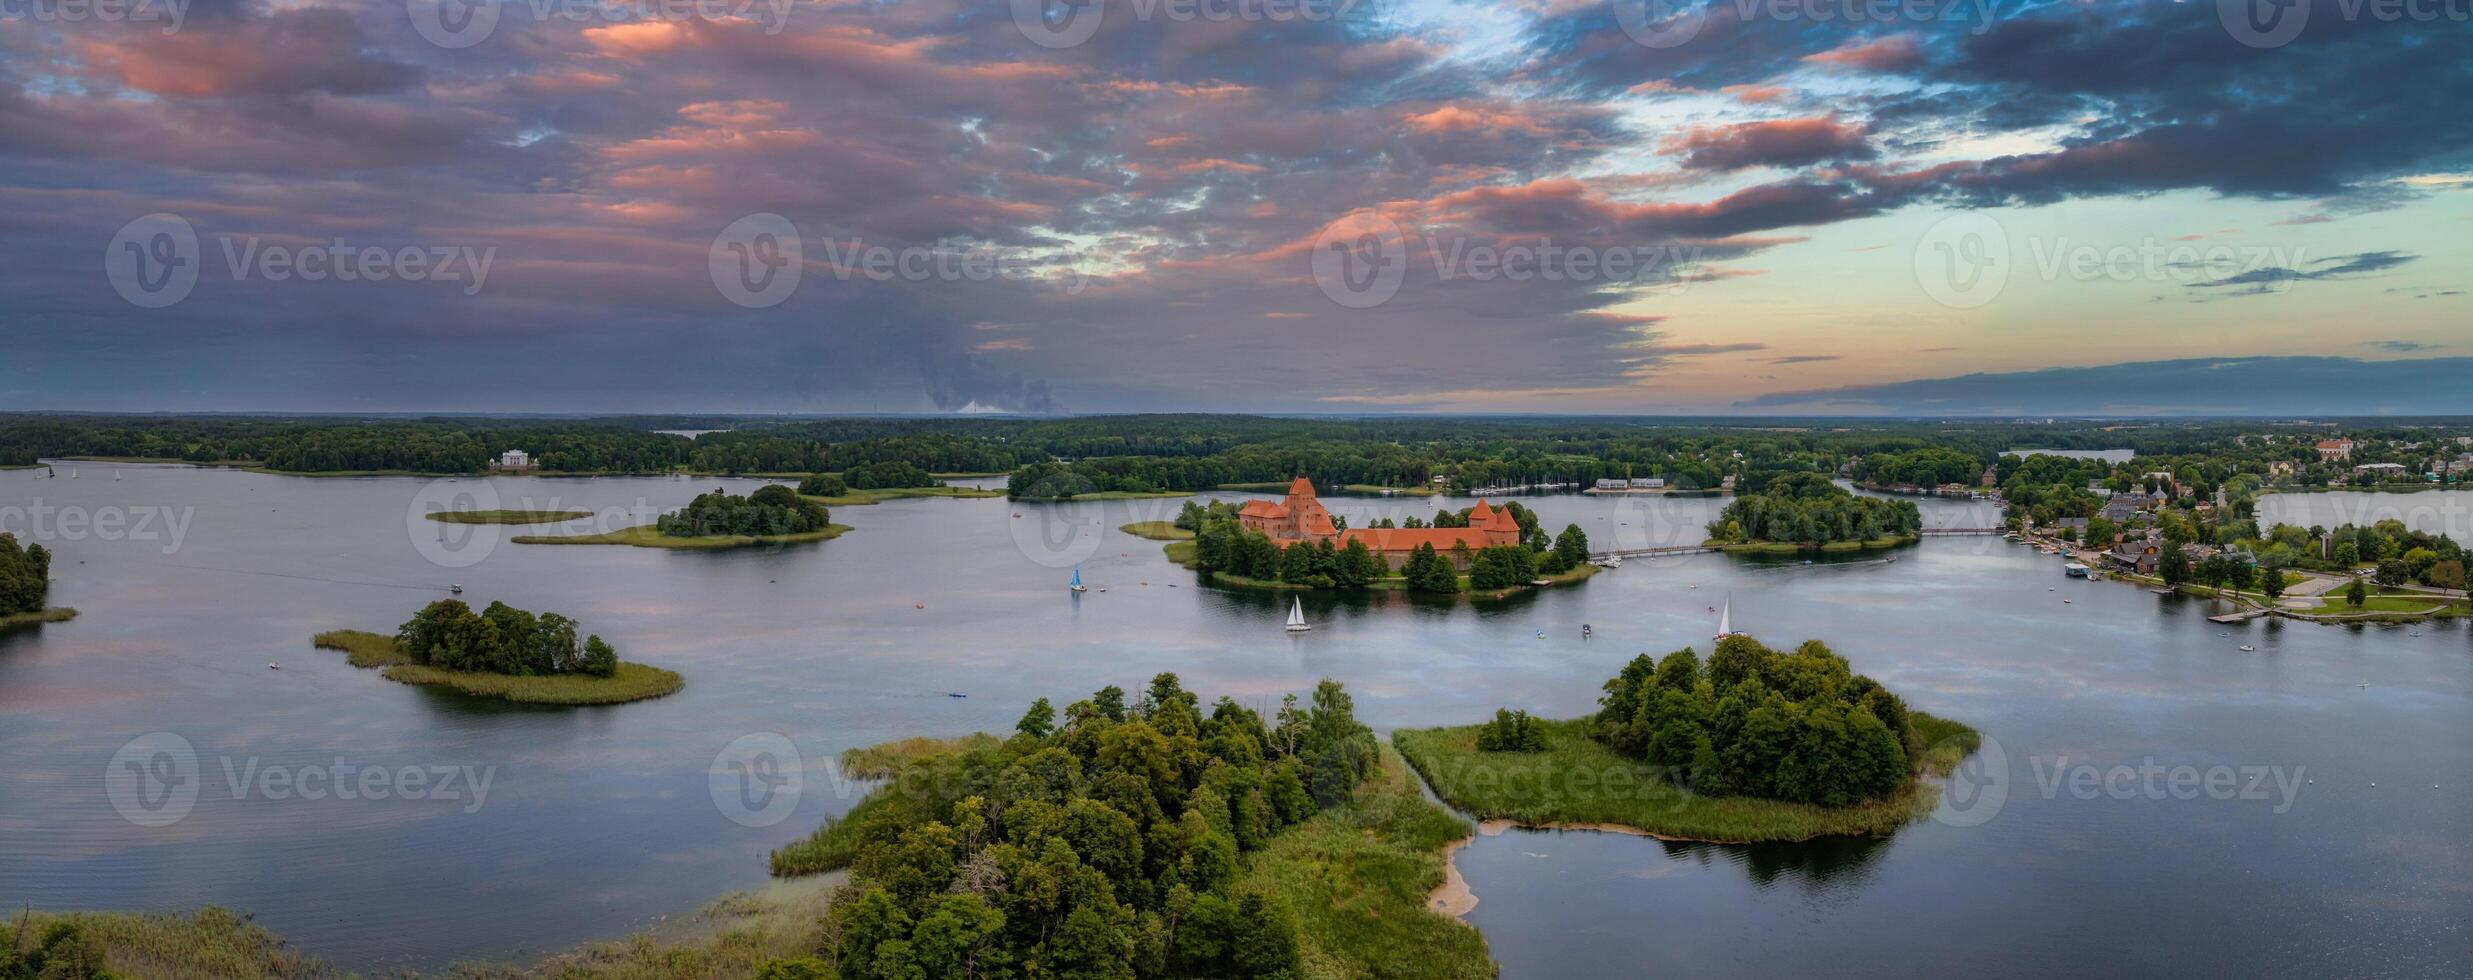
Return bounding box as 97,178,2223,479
1070,567,1087,593
1713,596,1739,642
1284,597,1311,633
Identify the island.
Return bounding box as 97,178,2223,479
514,485,850,549
1166,479,1598,596
1396,634,1978,842
423,508,593,525
762,675,1490,979
1705,472,1922,553
313,599,681,705
0,533,74,628
795,465,1003,505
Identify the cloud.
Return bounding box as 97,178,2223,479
2188,251,2418,292
1738,356,2473,415
1767,355,1840,364
1802,35,1924,73
1661,117,1873,172
2362,340,2441,353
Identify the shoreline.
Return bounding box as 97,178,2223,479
512,523,851,549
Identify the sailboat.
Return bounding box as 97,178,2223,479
1713,596,1739,642
1284,597,1311,633
1070,567,1087,593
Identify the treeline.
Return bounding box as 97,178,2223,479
766,675,1378,978
0,533,53,616
1707,473,1921,545
657,486,831,538
1597,636,1920,807
395,599,616,676
1178,500,1589,592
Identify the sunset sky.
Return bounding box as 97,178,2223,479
3,0,2467,414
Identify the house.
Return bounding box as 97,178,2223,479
1240,477,1521,569
2097,493,2154,524
1593,478,1629,491
2054,516,2091,538
495,449,532,470
1629,477,1665,489
2316,438,2354,462
1719,474,1738,492
2086,480,2114,499
2354,462,2406,475
2267,460,2296,478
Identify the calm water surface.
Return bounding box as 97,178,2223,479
1,467,2466,975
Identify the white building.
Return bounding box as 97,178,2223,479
497,449,531,469
1630,477,1665,489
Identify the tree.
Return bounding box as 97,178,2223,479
2426,559,2466,592
1403,543,1458,594
581,635,617,677
2157,542,2191,586
2345,577,2368,608
796,474,848,497
1016,697,1055,739
2374,559,2408,588
1476,708,1548,751
2258,560,2287,601
1467,545,1537,590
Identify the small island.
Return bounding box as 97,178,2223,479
0,533,74,628
1396,634,1977,842
424,509,593,525
1704,472,1922,553
794,464,1002,505
1165,479,1598,596
514,485,849,549
763,675,1489,980
314,599,680,705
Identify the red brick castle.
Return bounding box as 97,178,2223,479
1237,477,1519,568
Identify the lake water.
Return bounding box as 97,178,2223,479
2,467,2467,976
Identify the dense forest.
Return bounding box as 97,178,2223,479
1176,499,1589,592
1707,473,1922,545
657,486,833,538
0,533,53,616
1596,636,1923,807
394,599,617,677
767,675,1379,978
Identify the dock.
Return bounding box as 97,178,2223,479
2208,609,2271,623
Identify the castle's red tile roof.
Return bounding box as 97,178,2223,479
1335,527,1495,553
1237,499,1287,519
1288,476,1316,498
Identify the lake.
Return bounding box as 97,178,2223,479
1,466,2467,976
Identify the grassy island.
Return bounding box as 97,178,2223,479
764,676,1489,978
1704,473,1923,554
313,600,679,705
1119,520,1195,541
1398,635,1978,843
424,508,593,525
517,485,848,549
0,607,77,629
514,523,850,549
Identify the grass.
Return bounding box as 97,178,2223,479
424,509,592,525
512,523,851,549
1118,520,1194,540
312,630,683,705
0,607,77,629
1242,745,1493,980
798,485,1002,506
1393,717,1949,843
2,892,844,979
1908,711,1980,776
836,733,1002,779
0,906,342,979
1164,540,1200,566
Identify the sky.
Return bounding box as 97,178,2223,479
1,0,2467,415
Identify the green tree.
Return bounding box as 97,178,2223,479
2345,577,2368,608
797,474,849,497
1016,697,1056,739
2157,542,2191,586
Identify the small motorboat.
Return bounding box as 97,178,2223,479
2238,645,2256,652
946,692,967,699
449,584,464,594
268,662,281,670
